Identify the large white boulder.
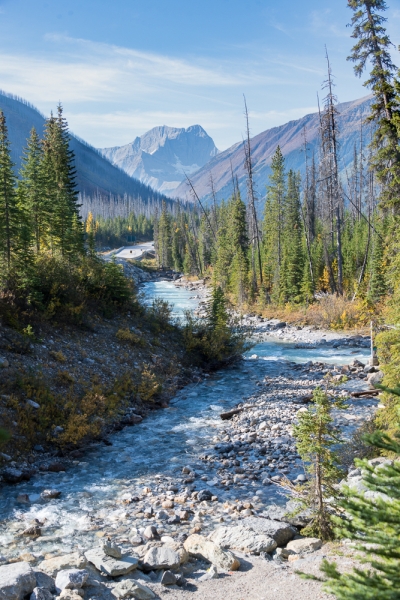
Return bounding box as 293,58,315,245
0,561,36,600
209,524,277,554
184,534,240,571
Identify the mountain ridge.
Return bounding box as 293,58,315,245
0,90,168,204
101,124,219,194
173,95,373,202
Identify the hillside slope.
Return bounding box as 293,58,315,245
174,95,373,202
0,90,167,203
101,125,218,194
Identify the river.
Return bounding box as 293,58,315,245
0,281,370,562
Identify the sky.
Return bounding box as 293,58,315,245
0,0,400,150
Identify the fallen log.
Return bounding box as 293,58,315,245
299,395,314,404
220,408,243,420
350,390,380,398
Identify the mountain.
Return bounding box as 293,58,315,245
0,90,167,203
100,125,218,195
173,95,373,202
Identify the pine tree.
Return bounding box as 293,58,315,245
228,192,249,303
0,111,19,272
321,393,400,599
42,105,83,256
280,170,304,302
348,0,400,209
263,146,286,301
368,228,387,301
17,127,48,254
156,201,172,268
292,386,346,540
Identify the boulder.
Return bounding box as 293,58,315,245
33,571,55,593
209,524,277,554
30,588,53,600
84,548,138,577
286,537,322,555
111,580,155,599
37,553,87,577
55,569,88,592
41,489,61,500
161,570,177,586
367,371,384,388
242,517,297,547
0,561,36,600
184,534,240,571
143,546,180,570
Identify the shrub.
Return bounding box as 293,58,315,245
49,350,67,362
116,328,145,347
137,365,161,402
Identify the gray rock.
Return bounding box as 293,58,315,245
143,546,180,570
84,548,138,577
197,489,212,501
155,510,169,521
33,571,55,593
0,561,36,600
102,540,122,559
41,489,61,500
209,524,277,554
55,569,88,592
111,579,155,599
37,553,87,577
143,526,159,540
30,588,53,600
242,517,297,547
286,537,322,555
367,371,384,387
161,570,177,586
198,565,219,582
184,534,240,571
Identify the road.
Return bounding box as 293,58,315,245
108,241,155,261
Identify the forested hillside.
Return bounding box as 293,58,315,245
174,95,373,203
0,90,168,204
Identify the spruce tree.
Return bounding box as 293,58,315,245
348,0,400,209
263,146,286,301
42,105,83,256
156,201,172,268
228,192,249,303
17,127,48,254
368,229,387,301
292,386,346,540
321,400,400,599
280,170,304,302
0,111,19,272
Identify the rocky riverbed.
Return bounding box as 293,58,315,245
0,278,385,600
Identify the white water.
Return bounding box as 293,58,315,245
0,281,370,559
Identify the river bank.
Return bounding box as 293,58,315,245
0,277,384,600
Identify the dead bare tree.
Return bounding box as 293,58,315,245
243,95,263,288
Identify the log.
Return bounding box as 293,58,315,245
220,408,243,420
350,390,380,398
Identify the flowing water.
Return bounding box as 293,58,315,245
0,281,370,559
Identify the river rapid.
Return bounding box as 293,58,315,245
0,281,371,563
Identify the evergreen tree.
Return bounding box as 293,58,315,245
17,127,48,254
280,170,304,302
0,111,19,272
263,146,286,301
42,105,83,256
156,201,172,268
348,0,400,209
228,192,249,303
321,395,400,599
368,228,387,301
292,386,346,540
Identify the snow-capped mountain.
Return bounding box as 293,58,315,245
100,125,218,195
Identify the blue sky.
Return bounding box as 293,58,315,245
1,0,400,149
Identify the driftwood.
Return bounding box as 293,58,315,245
350,390,380,398
220,408,243,420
